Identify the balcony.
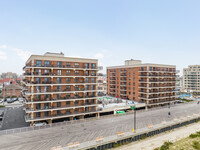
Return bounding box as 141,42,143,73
26,95,98,104
25,103,97,113
24,64,99,70
24,72,98,77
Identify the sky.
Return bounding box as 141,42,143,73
0,0,200,75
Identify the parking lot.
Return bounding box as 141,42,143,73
0,102,200,150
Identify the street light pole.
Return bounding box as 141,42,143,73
134,108,136,132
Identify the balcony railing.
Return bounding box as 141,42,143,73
26,95,98,103
24,64,98,69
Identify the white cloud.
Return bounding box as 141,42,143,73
13,48,32,61
0,51,7,60
94,53,104,59
0,45,8,49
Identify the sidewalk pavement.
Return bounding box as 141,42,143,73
118,122,200,150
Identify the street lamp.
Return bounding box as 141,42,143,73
130,105,136,132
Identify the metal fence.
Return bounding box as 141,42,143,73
0,101,196,136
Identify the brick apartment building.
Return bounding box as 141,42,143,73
2,84,22,97
23,52,101,125
107,59,176,108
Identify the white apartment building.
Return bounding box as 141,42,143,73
183,65,200,93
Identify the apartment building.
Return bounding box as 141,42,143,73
97,75,107,94
23,52,100,125
107,59,176,108
183,65,200,93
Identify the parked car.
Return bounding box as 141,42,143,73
12,97,18,102
33,122,47,127
0,110,4,120
0,99,3,103
7,98,14,103
18,98,24,103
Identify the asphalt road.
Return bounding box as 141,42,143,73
0,105,29,130
0,102,200,150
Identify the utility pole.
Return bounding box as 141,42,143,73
131,106,136,132
134,108,136,132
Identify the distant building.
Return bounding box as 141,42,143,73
107,59,176,109
2,84,22,97
176,70,183,91
183,65,200,93
0,78,17,91
97,75,107,94
0,72,18,79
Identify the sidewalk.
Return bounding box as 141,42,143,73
118,122,200,150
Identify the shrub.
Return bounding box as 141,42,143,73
192,141,200,150
160,141,173,150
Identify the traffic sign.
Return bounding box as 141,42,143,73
130,106,135,110
132,129,135,132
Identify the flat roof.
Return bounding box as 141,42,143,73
26,53,98,64
107,63,176,69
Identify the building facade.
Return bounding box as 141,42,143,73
183,65,200,93
2,84,22,97
97,75,107,95
23,52,100,125
107,60,176,108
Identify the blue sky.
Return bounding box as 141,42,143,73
0,0,200,75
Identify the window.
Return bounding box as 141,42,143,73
57,70,61,75
44,111,49,116
57,110,62,115
66,78,70,83
36,112,41,117
36,103,41,109
75,78,79,83
36,60,42,67
85,63,89,69
75,85,80,91
91,85,95,90
36,78,41,84
44,86,49,92
66,101,70,106
57,78,61,84
57,102,61,107
75,71,79,75
85,78,89,83
57,94,61,99
57,62,62,67
44,61,50,67
44,78,49,84
44,69,50,75
91,64,96,69
36,86,41,93
85,85,89,90
57,85,61,91
66,62,71,67
75,63,79,68
133,82,135,86
36,69,41,75
91,71,95,76
66,70,71,75
36,95,41,100
91,78,95,83
66,86,70,91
